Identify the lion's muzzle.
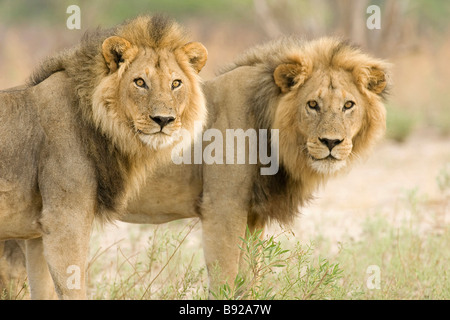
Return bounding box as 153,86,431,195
306,137,353,174
150,115,176,130
319,137,343,151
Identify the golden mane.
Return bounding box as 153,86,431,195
222,37,391,225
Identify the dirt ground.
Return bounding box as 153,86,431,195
289,129,450,249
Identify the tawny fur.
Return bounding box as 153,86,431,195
0,15,207,299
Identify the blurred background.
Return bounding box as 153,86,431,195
0,0,449,299
1,0,450,138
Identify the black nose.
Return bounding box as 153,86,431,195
150,116,175,129
319,138,343,151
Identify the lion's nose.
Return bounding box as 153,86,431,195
150,116,175,129
319,138,343,151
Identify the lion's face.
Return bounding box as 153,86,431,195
296,70,365,174
119,49,195,150
93,36,207,152
272,42,389,178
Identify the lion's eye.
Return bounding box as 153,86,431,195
171,79,182,90
134,78,146,88
343,101,355,110
307,100,319,110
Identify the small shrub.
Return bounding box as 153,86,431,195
211,228,345,300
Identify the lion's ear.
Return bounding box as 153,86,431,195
180,42,208,73
273,63,310,93
356,64,391,97
366,67,389,95
102,36,138,73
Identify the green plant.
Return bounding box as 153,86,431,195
211,229,345,300
0,280,28,300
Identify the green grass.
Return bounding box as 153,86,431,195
335,214,449,299
210,230,346,300
314,166,449,299
85,165,449,300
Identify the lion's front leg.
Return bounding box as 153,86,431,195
201,208,248,299
38,208,94,300
200,163,254,299
200,153,257,298
25,238,57,300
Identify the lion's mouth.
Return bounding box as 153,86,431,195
136,128,170,136
310,154,340,161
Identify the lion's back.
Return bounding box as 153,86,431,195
0,87,41,165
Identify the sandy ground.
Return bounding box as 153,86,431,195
93,129,450,262
289,130,450,249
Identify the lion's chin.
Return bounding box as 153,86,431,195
309,157,347,175
139,133,175,150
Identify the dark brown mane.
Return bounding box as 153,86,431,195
26,15,195,222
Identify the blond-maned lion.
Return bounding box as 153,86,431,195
0,15,207,299
1,37,389,299
123,37,390,296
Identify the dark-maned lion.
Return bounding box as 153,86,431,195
0,15,207,299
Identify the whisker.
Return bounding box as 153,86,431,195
349,151,362,163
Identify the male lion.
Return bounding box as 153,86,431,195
123,37,390,296
0,15,207,299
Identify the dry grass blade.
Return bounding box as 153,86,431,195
139,219,199,299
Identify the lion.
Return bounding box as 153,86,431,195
1,37,389,299
123,37,390,296
0,15,207,299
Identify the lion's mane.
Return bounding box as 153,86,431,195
221,37,390,225
27,15,206,221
